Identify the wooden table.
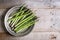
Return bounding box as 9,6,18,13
0,0,60,40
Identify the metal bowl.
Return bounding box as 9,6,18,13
4,5,34,36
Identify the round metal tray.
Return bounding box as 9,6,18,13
4,5,34,36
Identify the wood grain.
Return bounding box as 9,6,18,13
0,32,60,40
0,0,60,40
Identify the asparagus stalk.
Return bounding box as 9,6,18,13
10,10,32,26
8,17,18,24
25,9,31,14
20,9,28,15
14,20,35,33
11,15,23,27
8,11,22,21
9,4,26,19
8,9,27,24
8,9,32,27
11,12,32,30
19,4,27,11
8,4,28,22
10,15,24,27
14,14,35,31
20,11,32,21
14,12,32,25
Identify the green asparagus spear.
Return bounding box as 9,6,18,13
14,14,35,30
10,15,24,27
9,4,26,19
8,9,27,24
19,4,26,11
14,20,35,33
11,12,32,30
11,13,32,30
14,16,37,31
20,9,28,15
8,10,32,26
8,11,22,21
20,12,32,21
11,15,23,27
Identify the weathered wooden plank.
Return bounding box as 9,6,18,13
0,32,60,40
0,9,60,32
0,0,25,9
51,9,60,32
0,9,7,32
32,9,56,32
51,0,60,8
0,0,51,9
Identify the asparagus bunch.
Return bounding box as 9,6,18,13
8,4,37,33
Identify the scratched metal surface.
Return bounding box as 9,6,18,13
0,0,60,40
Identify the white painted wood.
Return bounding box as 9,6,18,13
51,0,60,8
0,0,60,40
1,32,60,40
0,0,51,9
51,9,60,32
